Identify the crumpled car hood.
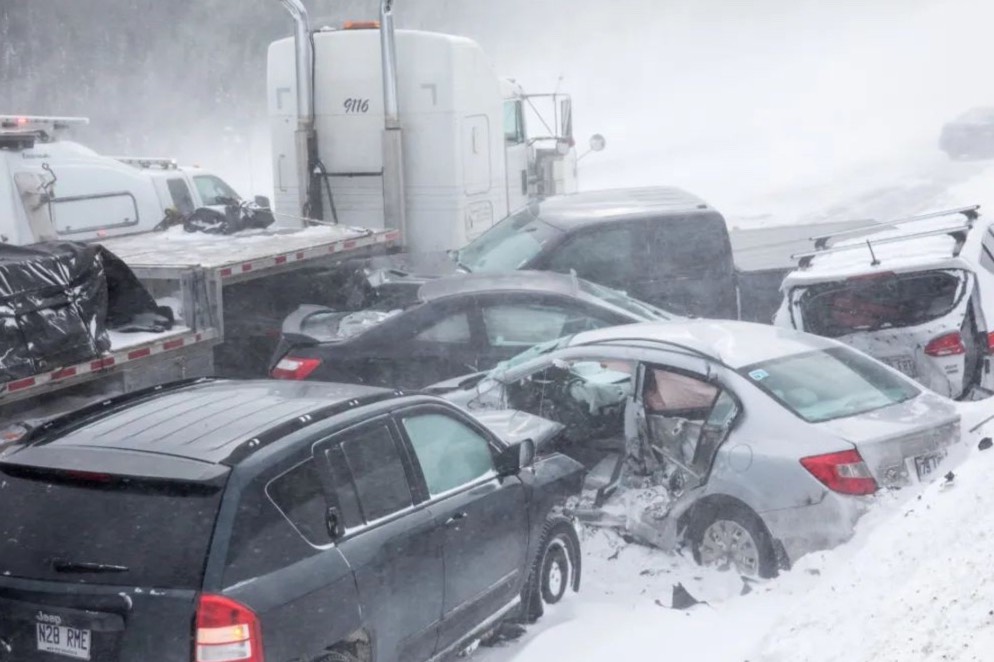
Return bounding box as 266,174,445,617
472,409,564,450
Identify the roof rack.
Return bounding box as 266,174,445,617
113,156,179,170
793,205,981,269
808,205,980,249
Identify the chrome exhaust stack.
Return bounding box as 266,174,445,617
379,0,407,241
278,0,320,221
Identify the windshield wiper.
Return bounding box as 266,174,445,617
52,559,129,574
447,249,473,273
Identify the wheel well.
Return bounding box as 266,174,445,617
677,494,773,544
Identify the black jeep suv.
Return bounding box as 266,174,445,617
0,379,584,662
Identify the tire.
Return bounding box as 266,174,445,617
686,500,778,579
315,651,360,662
521,515,582,622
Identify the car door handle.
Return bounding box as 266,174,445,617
445,512,469,526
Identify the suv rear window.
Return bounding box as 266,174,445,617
794,270,966,338
0,468,223,589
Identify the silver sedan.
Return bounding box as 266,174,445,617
428,320,961,577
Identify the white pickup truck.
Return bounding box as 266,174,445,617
0,115,263,245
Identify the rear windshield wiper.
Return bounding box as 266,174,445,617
52,559,129,574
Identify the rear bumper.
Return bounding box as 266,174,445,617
760,491,872,565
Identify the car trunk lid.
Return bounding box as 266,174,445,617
814,392,961,488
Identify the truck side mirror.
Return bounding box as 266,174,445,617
254,195,271,209
589,134,607,152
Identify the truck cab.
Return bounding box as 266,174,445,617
268,14,582,254
0,115,247,245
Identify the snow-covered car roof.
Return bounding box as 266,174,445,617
781,214,988,287
568,319,839,369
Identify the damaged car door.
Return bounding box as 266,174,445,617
632,360,740,495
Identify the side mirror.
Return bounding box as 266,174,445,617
325,506,344,540
254,195,271,208
496,439,536,477
589,134,607,152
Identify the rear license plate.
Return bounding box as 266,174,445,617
36,623,91,660
912,451,947,481
884,356,918,378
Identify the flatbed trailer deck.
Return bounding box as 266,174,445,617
0,225,400,424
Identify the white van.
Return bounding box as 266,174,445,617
774,206,994,399
0,115,253,245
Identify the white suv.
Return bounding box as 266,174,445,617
774,206,994,400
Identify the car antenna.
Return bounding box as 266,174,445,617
866,239,880,266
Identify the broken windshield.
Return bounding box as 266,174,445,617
793,270,967,338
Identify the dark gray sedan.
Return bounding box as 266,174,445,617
269,270,677,389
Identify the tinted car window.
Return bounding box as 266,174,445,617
402,413,495,495
267,459,331,546
0,468,223,589
225,468,324,586
416,312,471,343
743,347,920,423
795,270,966,338
645,213,733,277
341,424,414,521
545,225,637,288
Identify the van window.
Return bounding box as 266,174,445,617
794,270,966,338
167,178,196,215
193,175,240,205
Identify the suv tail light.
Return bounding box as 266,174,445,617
271,357,322,380
987,332,994,355
800,449,878,496
195,594,263,662
924,332,966,357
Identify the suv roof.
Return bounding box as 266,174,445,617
784,214,988,287
7,380,396,467
531,187,714,230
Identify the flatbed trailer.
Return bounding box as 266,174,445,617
0,225,399,426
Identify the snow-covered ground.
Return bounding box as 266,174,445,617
472,401,994,662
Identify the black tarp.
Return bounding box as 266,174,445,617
0,242,173,384
0,242,109,382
